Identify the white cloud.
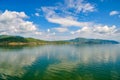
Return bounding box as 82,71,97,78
41,0,95,31
0,10,42,37
65,0,95,13
70,31,75,34
47,29,50,32
74,25,117,34
42,7,56,18
93,25,117,34
47,16,93,27
69,25,119,41
42,6,93,28
54,27,68,32
82,3,95,12
109,11,119,16
42,0,95,20
35,13,40,16
76,27,91,33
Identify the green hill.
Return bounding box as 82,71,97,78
0,35,119,46
0,35,27,42
0,35,48,46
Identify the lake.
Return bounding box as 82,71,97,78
0,44,120,80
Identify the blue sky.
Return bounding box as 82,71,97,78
0,0,120,41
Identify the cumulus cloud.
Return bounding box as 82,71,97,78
0,10,42,37
93,25,117,34
109,11,119,16
73,25,117,34
69,25,120,41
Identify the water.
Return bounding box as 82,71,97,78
0,44,120,80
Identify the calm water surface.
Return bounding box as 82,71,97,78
0,44,120,80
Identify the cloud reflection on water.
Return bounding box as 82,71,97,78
0,44,120,80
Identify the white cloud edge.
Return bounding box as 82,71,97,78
109,11,119,16
35,13,40,17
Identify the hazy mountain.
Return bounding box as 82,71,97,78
68,38,119,44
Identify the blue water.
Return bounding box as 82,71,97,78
0,44,120,80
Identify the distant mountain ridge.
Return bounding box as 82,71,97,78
68,38,119,44
0,35,119,46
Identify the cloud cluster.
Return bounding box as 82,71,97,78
40,0,120,41
70,25,120,41
41,1,94,32
41,0,95,24
73,25,117,35
0,10,42,37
